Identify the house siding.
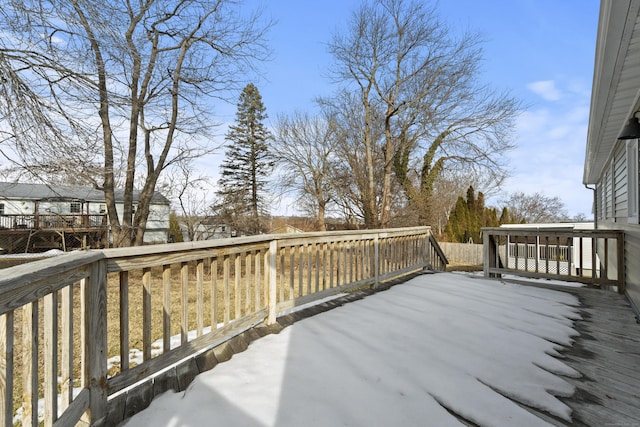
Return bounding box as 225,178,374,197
614,145,628,218
598,219,640,312
141,204,171,244
603,168,612,219
584,0,640,316
597,140,640,312
0,182,170,245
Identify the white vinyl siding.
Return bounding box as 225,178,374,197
628,139,639,224
603,167,612,219
613,145,628,218
597,140,640,225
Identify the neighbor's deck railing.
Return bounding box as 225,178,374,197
483,227,624,292
0,226,446,426
0,214,107,231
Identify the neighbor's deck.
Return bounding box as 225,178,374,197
498,277,640,426
0,213,107,252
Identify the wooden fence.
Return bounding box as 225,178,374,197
0,226,446,426
438,242,483,266
483,227,624,292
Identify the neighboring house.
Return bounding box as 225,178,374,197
179,220,233,241
584,0,640,313
270,225,305,234
0,182,170,252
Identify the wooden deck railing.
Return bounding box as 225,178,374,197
0,226,446,426
0,214,107,231
483,227,624,292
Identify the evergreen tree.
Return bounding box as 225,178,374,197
486,207,500,228
216,83,273,235
499,207,511,224
466,186,477,212
445,186,499,242
445,196,469,242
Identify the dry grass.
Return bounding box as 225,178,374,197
446,262,483,272
104,250,357,369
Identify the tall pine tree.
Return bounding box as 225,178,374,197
216,83,273,235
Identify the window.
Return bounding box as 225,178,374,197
628,139,639,224
0,203,4,215
70,201,81,213
99,204,106,214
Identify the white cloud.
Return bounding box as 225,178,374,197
527,80,563,101
500,93,592,217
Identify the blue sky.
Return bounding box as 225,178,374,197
213,0,600,218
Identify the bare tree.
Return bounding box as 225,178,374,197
327,0,520,228
0,0,271,246
273,111,339,230
159,161,214,241
394,86,519,227
317,89,386,227
501,192,569,224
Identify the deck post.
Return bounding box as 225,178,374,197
483,231,493,277
1,312,14,427
83,259,108,425
373,235,380,289
617,232,625,294
267,239,278,325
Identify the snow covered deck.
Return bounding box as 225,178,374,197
513,278,640,426
121,273,640,427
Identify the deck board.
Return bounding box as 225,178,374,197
503,278,640,426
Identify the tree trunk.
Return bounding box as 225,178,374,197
317,202,326,231
362,90,379,229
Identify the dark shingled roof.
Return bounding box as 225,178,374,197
0,182,170,204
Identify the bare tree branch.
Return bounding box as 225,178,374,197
327,0,521,228
0,0,272,246
273,110,339,230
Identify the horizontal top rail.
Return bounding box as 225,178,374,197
0,227,433,314
482,226,624,292
103,226,431,255
0,225,441,427
482,227,623,239
102,226,432,271
0,251,103,316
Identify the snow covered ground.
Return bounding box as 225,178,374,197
122,272,582,427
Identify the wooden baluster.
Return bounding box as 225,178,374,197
1,312,14,427
44,291,58,425
142,267,152,361
197,260,204,336
163,265,172,352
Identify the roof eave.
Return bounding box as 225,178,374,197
584,0,640,184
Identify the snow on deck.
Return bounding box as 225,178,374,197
123,272,582,427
